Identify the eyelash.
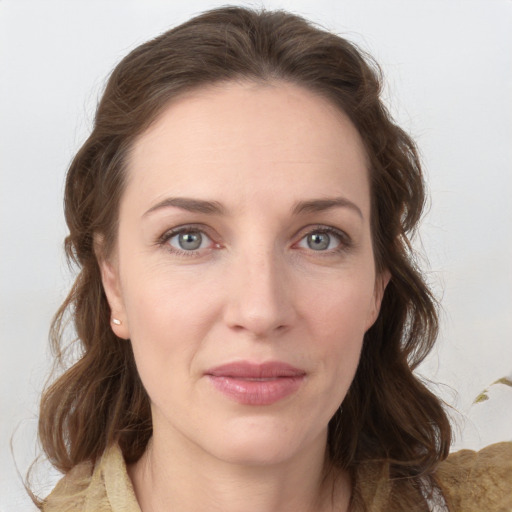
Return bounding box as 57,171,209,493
156,225,218,258
156,224,352,257
296,226,352,255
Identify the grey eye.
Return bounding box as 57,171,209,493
179,232,202,250
169,231,206,251
307,232,331,251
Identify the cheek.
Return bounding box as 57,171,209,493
120,264,222,387
302,274,375,383
123,258,220,331
305,269,376,339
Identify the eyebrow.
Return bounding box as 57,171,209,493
144,197,226,216
143,196,363,219
292,197,363,219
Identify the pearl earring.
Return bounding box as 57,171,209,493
112,318,122,326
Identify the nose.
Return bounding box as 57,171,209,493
222,246,297,338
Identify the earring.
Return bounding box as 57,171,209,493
112,318,122,326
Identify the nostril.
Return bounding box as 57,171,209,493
229,321,289,337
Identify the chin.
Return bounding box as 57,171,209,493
203,415,321,467
212,438,299,467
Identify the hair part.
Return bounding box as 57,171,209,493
36,6,451,508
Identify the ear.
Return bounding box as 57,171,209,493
95,236,130,340
365,269,391,331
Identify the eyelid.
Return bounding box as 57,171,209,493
157,224,221,256
292,225,352,253
156,223,352,256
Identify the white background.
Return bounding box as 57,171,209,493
1,0,511,509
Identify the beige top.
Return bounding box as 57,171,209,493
42,442,512,512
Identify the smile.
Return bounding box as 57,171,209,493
205,361,306,405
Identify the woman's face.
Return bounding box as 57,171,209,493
101,81,388,465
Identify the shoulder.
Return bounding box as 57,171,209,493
41,460,94,512
435,442,512,512
42,444,140,512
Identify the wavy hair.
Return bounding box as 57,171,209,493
37,6,451,508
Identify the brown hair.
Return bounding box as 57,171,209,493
38,5,451,507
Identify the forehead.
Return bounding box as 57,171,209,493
124,81,370,216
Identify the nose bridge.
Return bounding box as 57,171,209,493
224,238,294,337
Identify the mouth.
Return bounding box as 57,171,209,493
205,361,306,406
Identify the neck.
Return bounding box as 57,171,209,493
128,427,350,512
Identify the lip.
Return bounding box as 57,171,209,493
205,361,306,406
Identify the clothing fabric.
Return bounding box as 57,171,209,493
42,442,512,512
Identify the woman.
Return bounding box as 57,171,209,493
37,6,511,512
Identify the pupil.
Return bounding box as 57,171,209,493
179,232,202,250
308,232,329,251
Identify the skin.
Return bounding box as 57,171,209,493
100,81,389,512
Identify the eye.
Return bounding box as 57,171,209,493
296,227,347,252
170,230,207,251
159,226,218,255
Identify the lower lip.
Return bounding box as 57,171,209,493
207,375,304,405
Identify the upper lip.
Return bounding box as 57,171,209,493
205,361,306,379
